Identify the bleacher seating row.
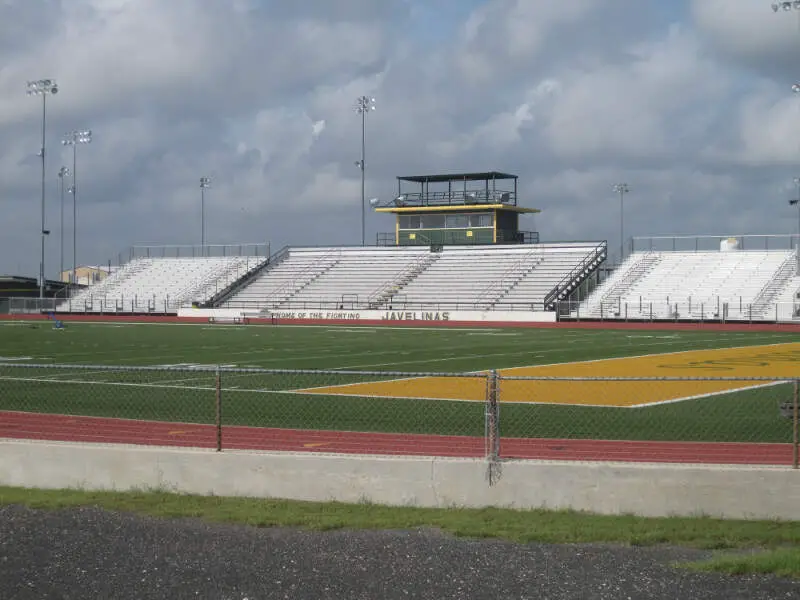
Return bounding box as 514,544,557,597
55,243,604,314
222,243,603,311
53,243,800,322
573,250,799,321
57,256,268,313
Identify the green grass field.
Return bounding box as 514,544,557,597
0,320,797,443
2,486,800,578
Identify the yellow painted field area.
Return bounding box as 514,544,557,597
298,342,800,407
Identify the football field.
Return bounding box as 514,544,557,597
301,342,800,407
0,320,797,445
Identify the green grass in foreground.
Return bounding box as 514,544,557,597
1,486,798,553
683,548,800,579
5,485,800,578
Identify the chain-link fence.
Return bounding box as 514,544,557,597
0,363,797,467
496,376,798,467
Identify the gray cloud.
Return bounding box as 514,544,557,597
1,0,799,278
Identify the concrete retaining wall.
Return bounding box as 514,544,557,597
2,439,798,520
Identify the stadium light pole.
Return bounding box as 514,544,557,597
62,129,92,286
27,78,58,299
792,177,800,275
200,176,211,254
612,183,630,264
355,95,375,246
57,167,71,281
792,82,800,275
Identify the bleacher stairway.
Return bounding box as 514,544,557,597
575,251,662,318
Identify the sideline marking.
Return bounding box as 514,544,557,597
466,332,521,337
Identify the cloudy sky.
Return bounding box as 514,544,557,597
1,0,799,277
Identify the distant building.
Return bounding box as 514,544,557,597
60,266,117,286
0,276,70,313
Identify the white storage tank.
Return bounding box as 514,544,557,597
720,237,740,252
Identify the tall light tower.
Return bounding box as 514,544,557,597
355,96,375,246
791,177,800,275
612,183,630,264
57,166,71,280
26,78,58,299
791,83,800,275
200,176,211,253
62,129,92,286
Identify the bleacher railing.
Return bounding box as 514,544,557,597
215,299,553,313
127,242,270,260
557,299,800,323
384,189,517,208
0,362,797,470
542,241,608,310
6,294,800,320
631,234,797,253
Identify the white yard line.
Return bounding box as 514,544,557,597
626,381,788,408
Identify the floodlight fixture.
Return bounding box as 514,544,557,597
612,183,630,264
355,96,376,115
26,79,58,96
355,95,376,246
772,1,800,11
62,129,92,145
27,78,58,298
368,197,379,208
62,129,93,286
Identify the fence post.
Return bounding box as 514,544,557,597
485,370,501,485
215,366,222,452
793,380,798,470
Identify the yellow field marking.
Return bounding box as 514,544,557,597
303,442,328,448
296,343,800,408
168,430,188,435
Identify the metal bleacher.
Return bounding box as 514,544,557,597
574,249,797,321
386,246,540,309
216,243,605,312
52,234,800,322
494,243,606,310
57,256,267,313
223,246,432,310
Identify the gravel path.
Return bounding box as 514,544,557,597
1,505,798,599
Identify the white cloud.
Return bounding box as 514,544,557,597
1,0,800,278
690,0,800,70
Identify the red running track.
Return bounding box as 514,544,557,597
0,411,794,465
